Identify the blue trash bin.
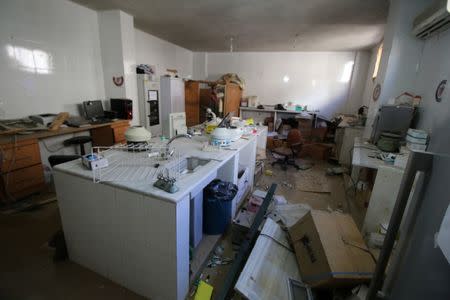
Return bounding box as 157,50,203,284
203,179,238,235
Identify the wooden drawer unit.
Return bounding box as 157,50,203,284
1,139,41,173
2,164,45,196
112,125,128,144
91,120,130,146
0,138,44,201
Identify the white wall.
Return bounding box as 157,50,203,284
360,0,450,153
135,29,193,79
360,46,380,109
98,10,138,124
344,51,371,114
363,0,429,137
204,51,368,119
0,0,105,118
98,11,126,100
415,29,450,153
193,52,207,80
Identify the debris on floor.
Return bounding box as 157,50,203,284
289,210,375,287
207,255,233,268
268,203,311,228
326,166,349,176
194,280,214,300
298,161,314,170
191,158,372,299
235,218,301,299
345,285,369,300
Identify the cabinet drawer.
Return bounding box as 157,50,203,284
2,164,44,195
113,126,128,144
1,139,41,173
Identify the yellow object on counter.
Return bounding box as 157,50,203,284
245,118,254,125
205,124,217,134
194,280,213,300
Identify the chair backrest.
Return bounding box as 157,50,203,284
286,128,303,147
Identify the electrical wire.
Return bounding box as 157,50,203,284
41,139,65,153
259,233,294,253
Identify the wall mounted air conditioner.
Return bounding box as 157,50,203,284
412,0,450,39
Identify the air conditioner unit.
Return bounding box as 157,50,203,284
412,0,450,39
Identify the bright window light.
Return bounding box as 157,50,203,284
283,75,290,83
7,44,53,74
340,61,354,83
373,43,383,80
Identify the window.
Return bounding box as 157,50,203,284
372,43,383,80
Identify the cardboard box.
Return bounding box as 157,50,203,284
289,210,375,287
266,137,285,150
301,143,333,160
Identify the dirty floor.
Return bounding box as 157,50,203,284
189,157,369,298
0,157,368,300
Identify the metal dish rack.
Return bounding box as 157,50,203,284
91,143,183,184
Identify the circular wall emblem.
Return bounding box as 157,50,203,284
373,83,381,101
113,76,124,87
435,79,447,102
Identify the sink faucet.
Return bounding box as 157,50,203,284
162,134,192,159
167,134,192,146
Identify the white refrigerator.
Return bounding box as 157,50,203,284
137,74,161,136
160,76,185,138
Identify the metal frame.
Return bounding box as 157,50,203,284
367,151,434,299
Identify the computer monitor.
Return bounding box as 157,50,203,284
83,100,105,120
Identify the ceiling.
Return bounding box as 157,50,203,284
71,0,389,52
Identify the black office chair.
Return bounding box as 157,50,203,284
48,136,92,167
271,128,303,171
48,155,81,168
63,136,92,155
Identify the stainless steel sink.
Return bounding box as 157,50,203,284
178,157,211,174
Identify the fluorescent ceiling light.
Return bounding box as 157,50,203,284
283,75,290,83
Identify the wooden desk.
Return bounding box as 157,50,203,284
0,120,129,202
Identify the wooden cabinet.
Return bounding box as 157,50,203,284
223,83,242,118
91,120,130,146
185,81,200,127
0,120,130,202
186,80,243,124
0,139,44,201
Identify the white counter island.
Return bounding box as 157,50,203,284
54,128,266,300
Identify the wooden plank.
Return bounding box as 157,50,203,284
48,112,69,131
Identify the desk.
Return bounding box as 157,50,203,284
351,137,410,235
0,120,129,202
351,137,410,173
351,137,386,170
239,107,318,126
